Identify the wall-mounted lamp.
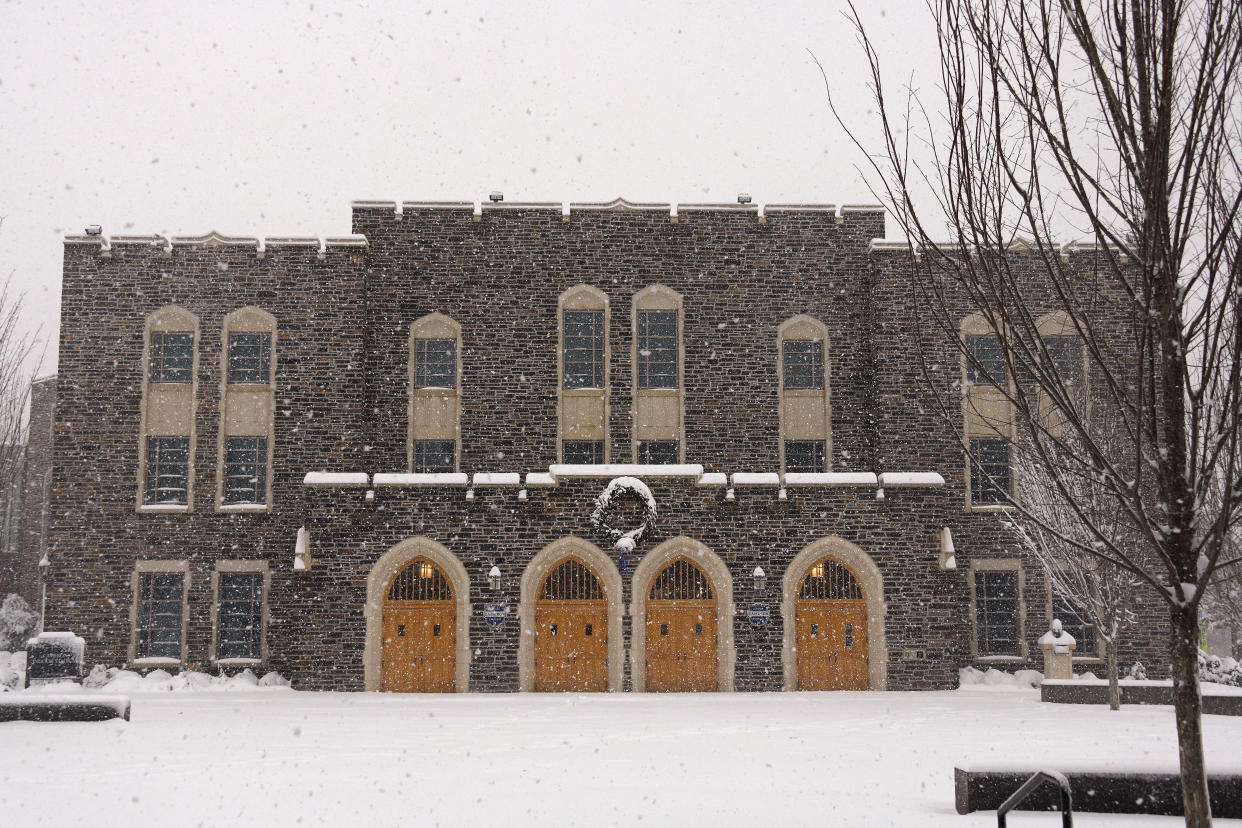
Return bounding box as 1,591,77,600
488,565,502,591
753,566,766,592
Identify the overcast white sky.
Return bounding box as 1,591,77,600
1,0,941,371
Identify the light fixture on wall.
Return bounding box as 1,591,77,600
753,566,766,592
488,565,502,591
489,192,504,202
810,562,825,579
419,561,435,580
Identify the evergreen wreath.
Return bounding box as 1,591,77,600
590,476,657,573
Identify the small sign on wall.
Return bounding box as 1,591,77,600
483,604,508,628
747,604,770,628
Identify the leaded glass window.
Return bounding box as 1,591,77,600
228,332,272,384
1052,592,1095,655
217,572,263,660
144,436,190,504
966,334,1006,385
223,436,268,504
414,439,455,473
783,340,824,389
974,569,1020,656
415,339,457,389
637,310,678,389
1042,336,1083,387
137,571,184,660
637,440,679,464
562,440,604,464
563,310,604,389
785,440,827,473
970,437,1011,504
149,332,194,383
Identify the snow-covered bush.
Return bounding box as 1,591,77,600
1198,650,1242,687
50,665,292,693
1127,661,1148,680
0,650,26,691
0,593,39,651
958,666,1044,689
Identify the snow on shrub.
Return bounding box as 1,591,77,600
1127,662,1148,680
0,593,39,651
958,666,1044,689
54,665,291,693
1199,650,1242,687
0,650,27,691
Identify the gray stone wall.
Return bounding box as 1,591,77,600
43,203,1171,689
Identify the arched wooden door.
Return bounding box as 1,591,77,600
645,557,717,692
796,559,869,690
382,557,456,692
535,558,608,692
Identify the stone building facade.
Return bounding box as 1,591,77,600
44,198,1169,691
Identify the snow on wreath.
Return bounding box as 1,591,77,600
590,476,657,573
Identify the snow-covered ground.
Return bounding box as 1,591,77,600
2,682,1241,826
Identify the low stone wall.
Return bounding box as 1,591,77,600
954,767,1242,817
0,695,130,722
1041,679,1242,715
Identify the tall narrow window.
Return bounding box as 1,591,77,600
136,570,185,660
144,436,190,504
778,316,832,474
974,568,1020,657
222,437,268,505
563,310,604,389
782,340,824,390
217,571,264,660
139,306,198,511
784,440,826,473
227,332,272,384
149,332,195,383
218,308,276,511
1041,336,1083,387
414,439,456,473
965,334,1006,385
637,440,679,464
636,310,678,389
415,339,457,389
562,440,604,464
969,437,1011,504
410,314,461,473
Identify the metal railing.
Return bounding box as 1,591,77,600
997,769,1074,827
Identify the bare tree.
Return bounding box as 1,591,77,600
1010,431,1144,710
1202,537,1242,661
820,1,1242,822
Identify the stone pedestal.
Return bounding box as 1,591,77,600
1039,623,1077,680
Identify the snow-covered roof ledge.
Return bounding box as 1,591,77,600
548,463,705,479
730,472,782,487
471,472,522,487
303,472,370,487
373,472,469,487
784,472,878,487
696,472,729,487
878,472,946,487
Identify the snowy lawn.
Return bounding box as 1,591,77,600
2,685,1241,827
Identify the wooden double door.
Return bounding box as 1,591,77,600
645,557,718,692
382,558,456,693
534,557,608,692
795,558,870,690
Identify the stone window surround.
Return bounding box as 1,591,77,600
128,559,190,665
137,306,199,513
216,307,276,512
408,313,462,473
558,285,611,463
969,557,1028,661
1035,310,1091,438
363,536,472,692
210,560,271,665
777,315,832,474
517,536,625,692
960,313,1016,512
631,285,684,463
780,536,888,691
629,536,735,692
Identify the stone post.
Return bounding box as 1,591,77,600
1038,619,1077,680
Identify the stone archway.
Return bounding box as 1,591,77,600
630,536,735,692
781,536,887,691
364,537,472,692
519,537,624,692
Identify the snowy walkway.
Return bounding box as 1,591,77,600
2,687,1240,826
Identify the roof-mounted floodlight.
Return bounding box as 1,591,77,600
85,225,102,236
737,194,752,204
489,192,504,202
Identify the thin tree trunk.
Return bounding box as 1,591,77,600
1106,638,1120,711
1171,606,1212,825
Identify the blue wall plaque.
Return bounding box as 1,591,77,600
747,604,770,628
483,603,508,628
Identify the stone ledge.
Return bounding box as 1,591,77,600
0,695,131,722
1041,679,1242,715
